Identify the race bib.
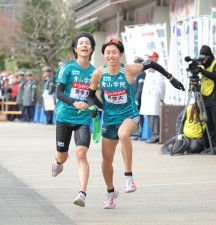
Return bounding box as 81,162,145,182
104,89,127,104
70,82,90,100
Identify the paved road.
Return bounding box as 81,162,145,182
1,122,216,225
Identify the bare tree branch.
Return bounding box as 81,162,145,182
15,0,75,67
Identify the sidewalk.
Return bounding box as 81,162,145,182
1,122,216,225
0,165,75,225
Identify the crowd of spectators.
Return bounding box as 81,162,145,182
0,66,56,124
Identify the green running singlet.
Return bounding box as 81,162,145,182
100,64,139,125
55,60,95,125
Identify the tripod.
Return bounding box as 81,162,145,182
171,79,214,155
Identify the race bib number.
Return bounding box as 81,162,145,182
70,82,90,100
104,89,127,104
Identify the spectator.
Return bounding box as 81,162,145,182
0,76,3,99
16,71,26,121
197,45,216,148
41,66,55,124
133,56,146,110
131,56,146,140
160,101,206,155
2,76,12,101
22,72,37,122
175,101,206,153
10,74,19,101
8,74,20,121
140,52,165,143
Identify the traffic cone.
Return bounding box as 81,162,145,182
141,115,151,140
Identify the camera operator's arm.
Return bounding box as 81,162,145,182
198,65,216,81
142,60,185,91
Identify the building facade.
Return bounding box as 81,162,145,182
73,0,216,67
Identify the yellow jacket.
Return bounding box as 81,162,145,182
183,105,206,139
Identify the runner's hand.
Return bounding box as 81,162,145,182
89,106,98,118
170,78,185,91
73,101,89,109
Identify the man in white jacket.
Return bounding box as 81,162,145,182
140,52,165,143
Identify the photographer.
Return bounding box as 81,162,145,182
160,101,206,155
176,101,206,153
196,45,216,148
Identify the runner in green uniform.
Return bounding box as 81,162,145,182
88,37,185,209
51,32,99,208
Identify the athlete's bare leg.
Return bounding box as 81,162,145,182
75,146,89,193
118,118,138,173
102,138,119,190
55,151,68,164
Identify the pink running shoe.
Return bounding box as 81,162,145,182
103,190,119,209
51,163,63,177
125,176,137,193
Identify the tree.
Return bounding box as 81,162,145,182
16,0,75,68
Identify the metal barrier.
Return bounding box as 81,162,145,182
0,100,21,115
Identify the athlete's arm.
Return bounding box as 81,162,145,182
141,60,171,78
126,61,185,91
95,97,103,109
143,60,185,91
56,83,75,106
126,61,171,79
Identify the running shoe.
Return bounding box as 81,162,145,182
103,189,119,209
51,163,63,177
125,176,137,193
73,192,86,207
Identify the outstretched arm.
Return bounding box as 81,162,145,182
142,60,185,91
126,61,185,91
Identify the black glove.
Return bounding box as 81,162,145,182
170,78,185,91
89,107,98,118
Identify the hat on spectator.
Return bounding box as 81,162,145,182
16,71,25,76
25,71,33,76
42,66,52,72
145,51,159,59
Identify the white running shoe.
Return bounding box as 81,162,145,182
51,163,63,177
103,190,119,209
73,192,86,207
125,176,137,193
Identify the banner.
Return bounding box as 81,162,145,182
164,16,213,105
210,8,216,56
122,23,168,68
123,13,214,106
121,26,137,63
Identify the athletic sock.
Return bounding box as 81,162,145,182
124,172,132,177
79,191,86,196
107,188,114,193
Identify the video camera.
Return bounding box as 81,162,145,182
184,56,201,81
